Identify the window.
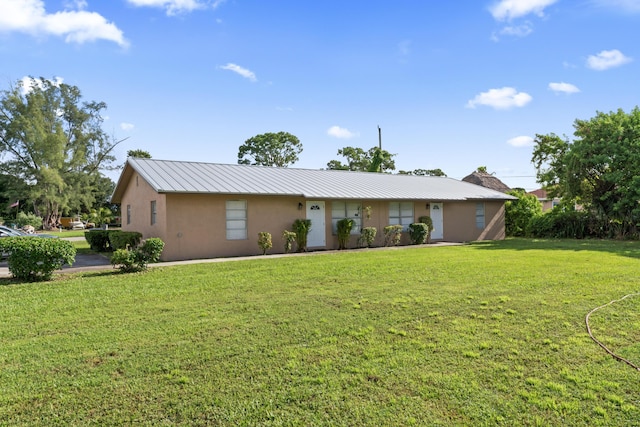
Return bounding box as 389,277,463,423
226,200,247,240
331,201,361,234
126,204,131,225
150,200,157,225
389,202,414,231
476,203,485,229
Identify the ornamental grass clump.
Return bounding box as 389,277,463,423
292,219,311,252
337,218,355,250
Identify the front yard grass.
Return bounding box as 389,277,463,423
1,239,639,425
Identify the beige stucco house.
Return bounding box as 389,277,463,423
111,159,515,261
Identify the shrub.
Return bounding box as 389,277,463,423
109,231,143,250
15,211,43,230
418,216,434,243
110,237,165,273
358,227,377,248
505,189,542,237
282,230,297,254
383,225,403,246
292,219,312,252
0,237,76,281
84,230,112,251
408,223,429,245
257,232,273,255
336,218,354,250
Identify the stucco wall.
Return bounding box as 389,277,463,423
443,200,505,242
120,172,168,243
118,174,506,260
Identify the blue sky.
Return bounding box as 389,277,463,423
1,0,639,190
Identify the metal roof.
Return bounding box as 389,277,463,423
111,158,516,202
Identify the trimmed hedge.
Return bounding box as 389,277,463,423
109,231,143,251
85,230,142,252
0,237,76,281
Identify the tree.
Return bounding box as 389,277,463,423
0,77,124,229
504,189,542,237
327,146,396,172
237,132,302,167
127,149,152,159
398,168,447,176
531,107,640,238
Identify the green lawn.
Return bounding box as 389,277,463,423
1,239,639,425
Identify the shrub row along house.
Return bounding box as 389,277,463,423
111,158,515,261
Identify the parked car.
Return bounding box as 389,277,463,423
0,225,57,238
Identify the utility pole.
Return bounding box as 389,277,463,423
377,126,382,172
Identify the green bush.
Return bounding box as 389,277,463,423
0,237,76,281
526,206,589,239
505,189,543,237
110,237,165,273
292,219,312,252
15,211,43,230
282,230,297,254
408,223,429,245
336,218,354,250
84,230,111,251
109,231,143,250
257,232,272,255
418,216,434,243
383,225,403,246
358,227,377,248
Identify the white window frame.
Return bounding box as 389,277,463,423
331,201,361,234
226,200,248,240
126,204,131,225
476,203,485,229
389,202,414,231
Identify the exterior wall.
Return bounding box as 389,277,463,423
442,200,505,242
119,172,168,245
119,175,506,260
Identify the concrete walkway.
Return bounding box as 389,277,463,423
0,241,462,279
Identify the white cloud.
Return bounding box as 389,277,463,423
327,126,359,139
0,0,128,47
490,0,558,21
120,122,135,131
497,23,533,37
219,63,257,82
507,135,534,147
586,49,632,70
126,0,225,16
548,82,580,94
466,87,532,110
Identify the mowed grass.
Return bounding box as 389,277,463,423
1,239,640,425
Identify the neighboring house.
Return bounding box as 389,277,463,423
111,159,516,261
528,188,560,212
462,171,511,193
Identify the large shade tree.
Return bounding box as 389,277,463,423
532,107,640,237
237,132,302,167
327,146,396,172
0,77,123,229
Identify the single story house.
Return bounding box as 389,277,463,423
111,158,516,261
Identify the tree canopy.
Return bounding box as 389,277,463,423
531,107,640,237
0,77,122,228
398,168,447,176
327,146,396,173
237,132,302,167
127,149,152,159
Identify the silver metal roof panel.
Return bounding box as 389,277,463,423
117,158,515,201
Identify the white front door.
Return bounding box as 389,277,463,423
430,203,444,240
306,201,326,248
